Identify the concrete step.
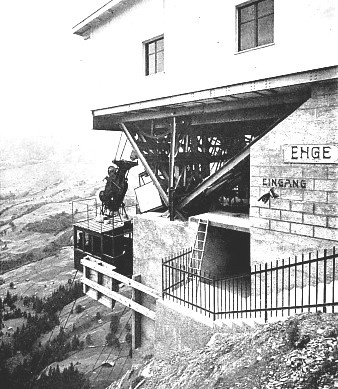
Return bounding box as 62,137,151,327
213,317,265,332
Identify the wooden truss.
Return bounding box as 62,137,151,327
94,85,312,219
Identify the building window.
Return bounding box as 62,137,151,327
238,0,274,52
145,36,164,76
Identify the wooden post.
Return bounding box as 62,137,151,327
132,274,142,350
120,123,169,206
82,262,87,294
97,264,103,300
169,116,177,221
183,134,189,187
100,234,104,260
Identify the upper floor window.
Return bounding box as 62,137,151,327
238,0,274,52
145,36,164,76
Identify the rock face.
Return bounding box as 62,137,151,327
107,312,338,389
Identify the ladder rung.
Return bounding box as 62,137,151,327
190,220,209,274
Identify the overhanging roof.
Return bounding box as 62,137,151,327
92,66,337,130
72,0,126,37
88,65,338,217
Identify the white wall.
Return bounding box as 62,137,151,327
80,0,337,109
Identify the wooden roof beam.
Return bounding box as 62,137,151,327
93,91,309,130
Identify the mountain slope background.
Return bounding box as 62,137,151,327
0,133,139,388
0,133,141,272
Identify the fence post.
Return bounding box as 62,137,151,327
288,257,291,316
323,249,327,313
264,263,268,323
213,277,216,321
254,264,257,319
316,251,319,312
275,259,279,318
162,258,164,299
294,255,297,315
333,247,336,313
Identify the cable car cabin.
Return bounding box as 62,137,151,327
73,218,133,277
73,158,137,276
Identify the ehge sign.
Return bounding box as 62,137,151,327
284,145,338,164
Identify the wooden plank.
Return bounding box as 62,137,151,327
83,255,116,271
81,257,160,299
82,277,156,320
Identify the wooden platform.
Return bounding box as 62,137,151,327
189,211,249,233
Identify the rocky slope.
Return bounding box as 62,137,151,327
107,312,338,389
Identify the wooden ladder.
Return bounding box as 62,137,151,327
188,219,209,279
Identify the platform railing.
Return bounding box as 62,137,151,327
71,197,136,234
71,197,98,226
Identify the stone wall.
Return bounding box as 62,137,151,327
250,80,338,265
133,213,195,346
154,299,216,360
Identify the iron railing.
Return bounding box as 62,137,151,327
162,247,338,322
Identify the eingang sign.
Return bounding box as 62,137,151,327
284,144,338,164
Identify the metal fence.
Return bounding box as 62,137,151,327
162,247,338,322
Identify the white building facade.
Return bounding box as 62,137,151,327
74,0,337,264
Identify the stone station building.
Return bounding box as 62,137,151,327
72,0,338,353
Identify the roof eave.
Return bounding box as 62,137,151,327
72,0,125,36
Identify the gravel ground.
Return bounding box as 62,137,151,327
107,312,338,389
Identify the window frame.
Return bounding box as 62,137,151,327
145,35,164,76
237,0,274,52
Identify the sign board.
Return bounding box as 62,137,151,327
262,178,306,188
284,144,338,164
134,181,163,213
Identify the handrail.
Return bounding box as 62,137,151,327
81,257,160,299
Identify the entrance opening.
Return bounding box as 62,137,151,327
202,226,250,278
